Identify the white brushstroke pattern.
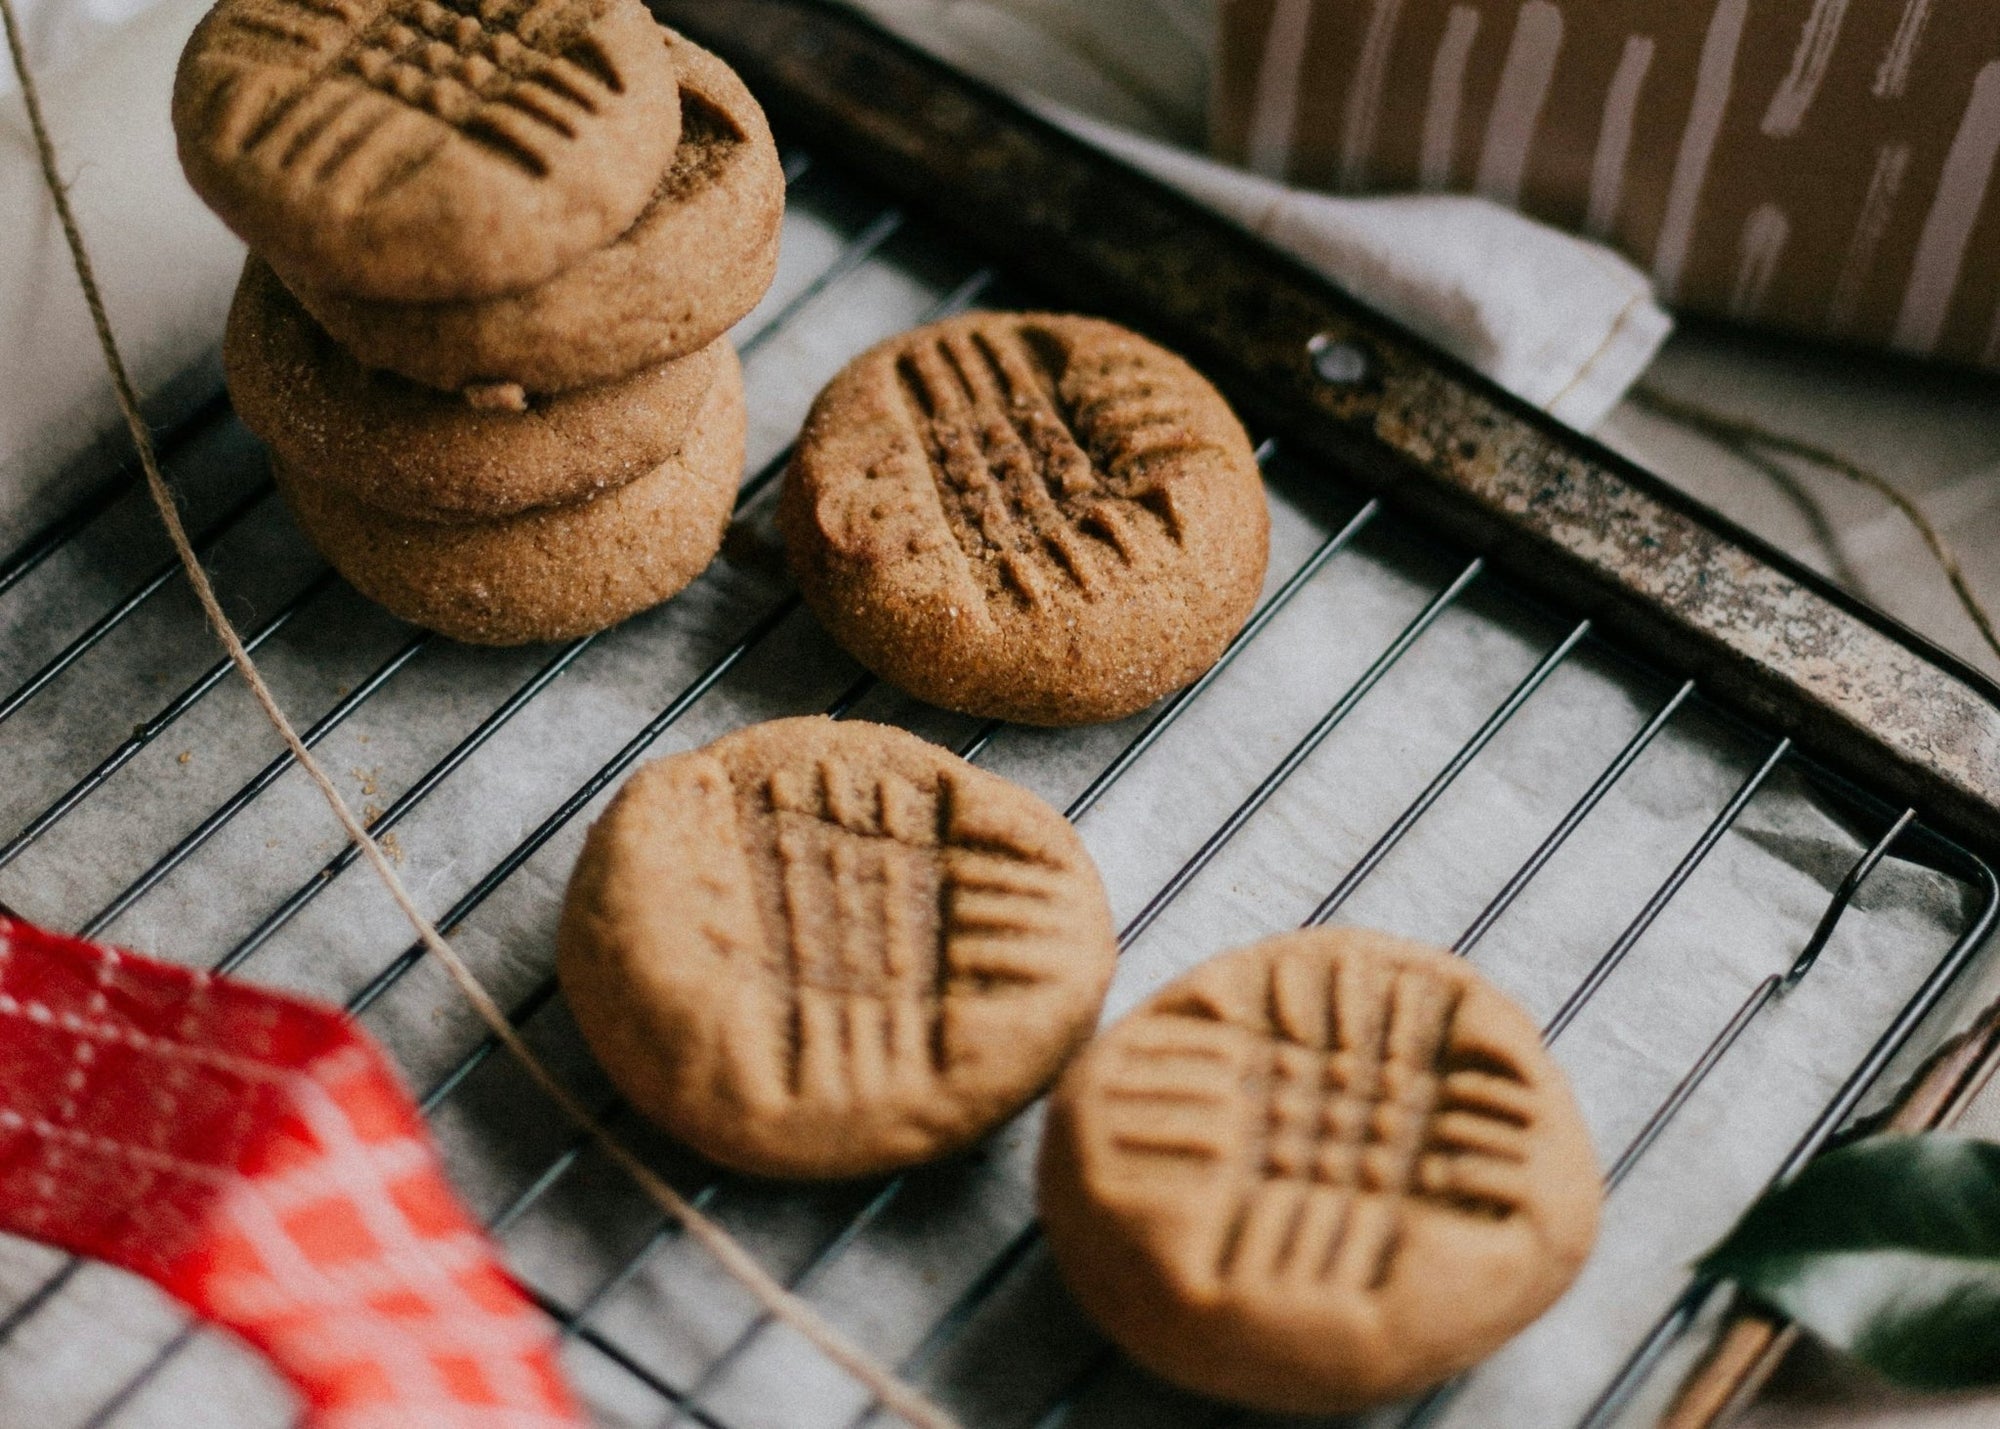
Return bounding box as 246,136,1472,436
1762,0,1850,136
1654,0,1752,301
1874,0,1934,100
1341,0,1408,189
1587,34,1655,237
1730,203,1789,319
1895,61,2000,353
1420,6,1482,189
1828,142,1910,333
1475,1,1564,205
1247,0,1314,179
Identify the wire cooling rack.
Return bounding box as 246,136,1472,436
5,26,2000,1429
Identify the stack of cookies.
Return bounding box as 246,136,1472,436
172,0,785,644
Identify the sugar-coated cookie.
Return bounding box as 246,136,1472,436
779,314,1270,726
173,0,681,302
1038,927,1601,1414
226,257,728,522
276,344,743,644
557,716,1118,1179
282,29,784,394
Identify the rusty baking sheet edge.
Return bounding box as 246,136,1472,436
654,0,2000,866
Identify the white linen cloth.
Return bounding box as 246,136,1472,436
0,0,166,99
0,0,1672,551
1037,102,1673,430
1,0,242,547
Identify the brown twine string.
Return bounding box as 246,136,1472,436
1630,383,2000,669
0,8,957,1425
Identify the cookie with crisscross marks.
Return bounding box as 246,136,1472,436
1039,927,1599,1413
282,28,784,394
173,0,680,301
557,717,1118,1179
780,314,1270,726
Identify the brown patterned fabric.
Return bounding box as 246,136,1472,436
1214,0,2000,369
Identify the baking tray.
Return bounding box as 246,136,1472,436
1,2,1999,1425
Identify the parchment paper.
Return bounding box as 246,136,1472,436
0,173,1993,1429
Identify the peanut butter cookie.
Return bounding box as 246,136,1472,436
173,0,680,302
281,29,784,394
226,257,728,521
779,314,1270,726
1039,927,1600,1413
557,716,1118,1179
275,343,743,644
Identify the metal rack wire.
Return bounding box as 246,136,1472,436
1,136,1997,1429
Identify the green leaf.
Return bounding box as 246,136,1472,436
1698,1133,2000,1390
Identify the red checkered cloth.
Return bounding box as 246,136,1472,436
0,916,583,1428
